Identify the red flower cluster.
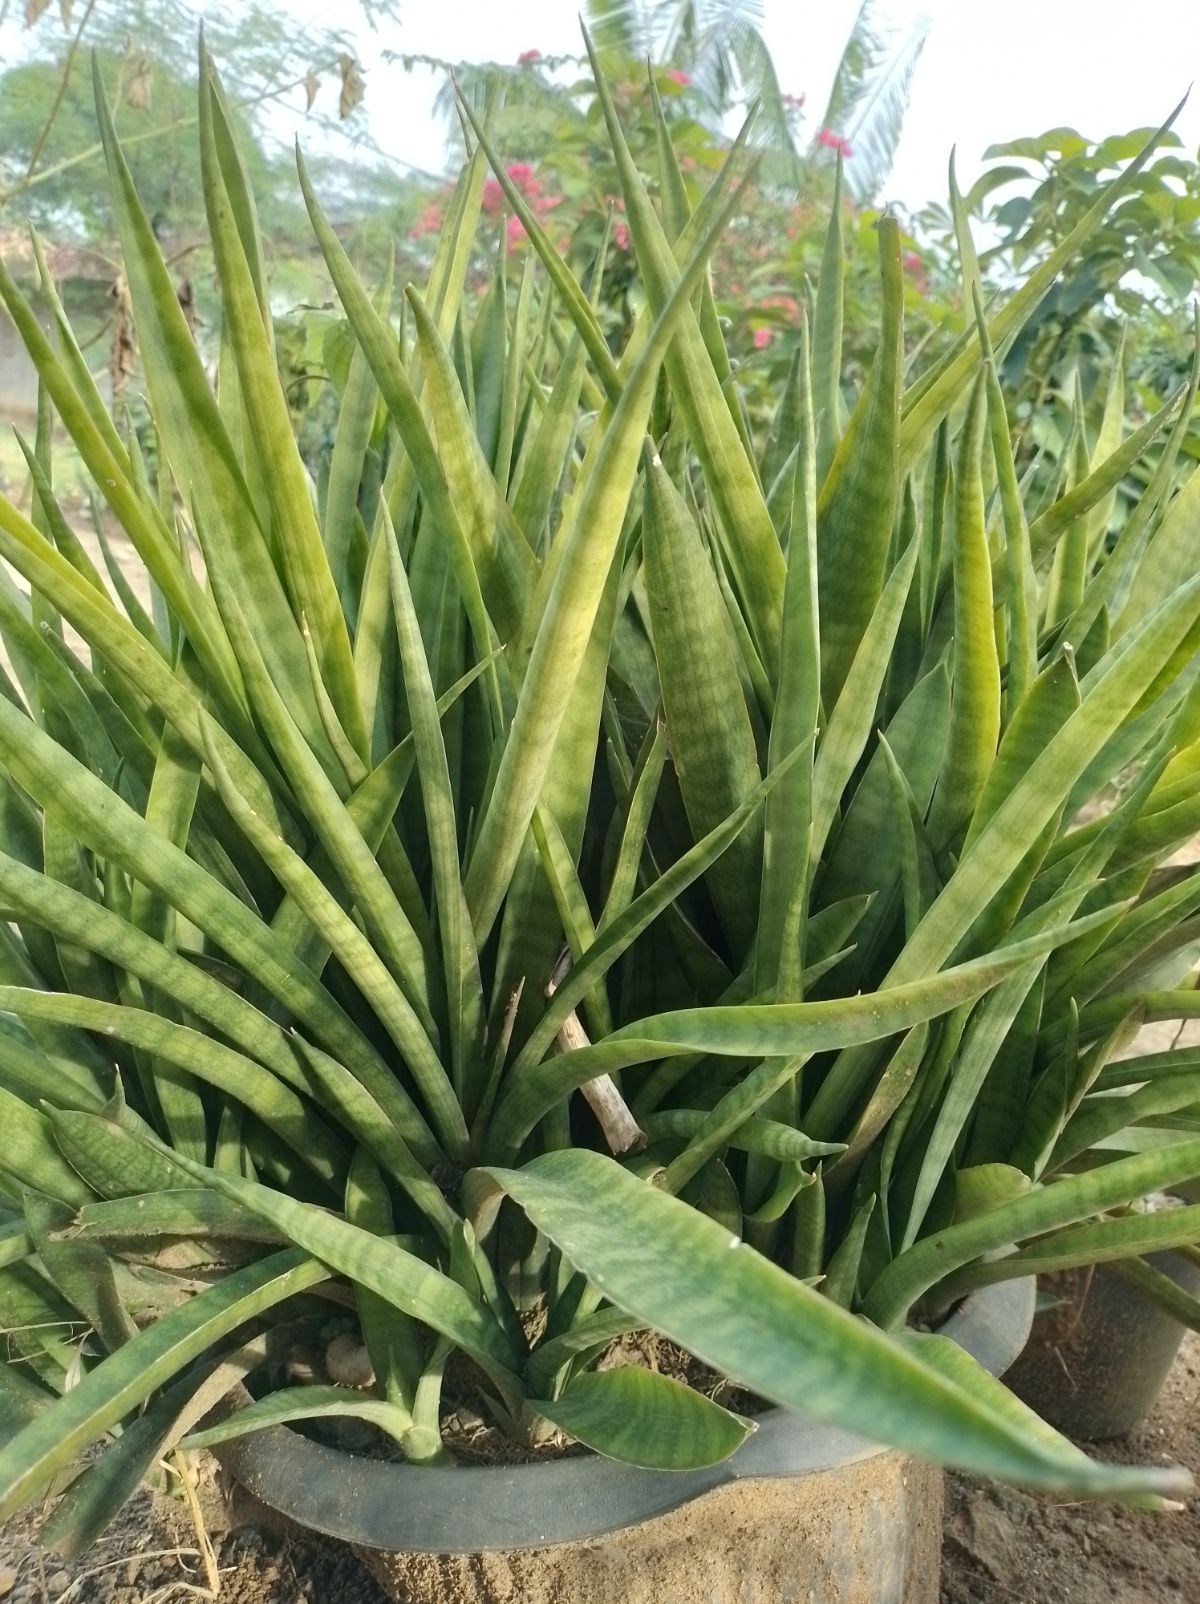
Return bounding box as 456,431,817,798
517,49,541,65
903,250,929,294
816,127,852,158
664,68,690,86
479,163,565,250
483,163,532,212
410,201,443,238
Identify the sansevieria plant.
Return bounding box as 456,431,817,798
2,34,1200,1550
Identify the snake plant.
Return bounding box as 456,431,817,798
2,34,1200,1550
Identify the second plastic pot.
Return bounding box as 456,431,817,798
1006,1249,1200,1440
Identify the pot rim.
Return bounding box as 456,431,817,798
216,1276,1034,1554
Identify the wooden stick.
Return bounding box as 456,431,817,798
545,962,646,1156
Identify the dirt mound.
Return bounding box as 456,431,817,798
942,1331,1200,1603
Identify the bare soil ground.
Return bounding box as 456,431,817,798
0,1470,388,1604
941,1331,1200,1604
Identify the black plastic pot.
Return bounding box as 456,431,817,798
1006,1250,1200,1441
216,1279,1034,1604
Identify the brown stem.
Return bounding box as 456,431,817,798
544,968,646,1157
24,0,101,182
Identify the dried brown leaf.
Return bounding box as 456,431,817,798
338,53,365,119
125,56,152,112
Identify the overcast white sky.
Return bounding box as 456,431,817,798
0,1,1196,207
281,0,1200,207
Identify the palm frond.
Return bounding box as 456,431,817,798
818,1,928,200
584,0,655,56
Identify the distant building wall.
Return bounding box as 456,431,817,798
0,306,113,431
0,309,42,429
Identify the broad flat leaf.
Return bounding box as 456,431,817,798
948,1206,1200,1292
473,1151,1184,1500
954,1166,1032,1223
60,1190,282,1244
0,1252,326,1521
0,1219,32,1271
183,1385,413,1451
0,1086,92,1206
864,1138,1200,1328
140,1146,519,1386
927,371,999,850
817,215,903,705
643,453,762,955
758,322,819,995
533,1366,753,1469
0,984,344,1188
24,1193,136,1355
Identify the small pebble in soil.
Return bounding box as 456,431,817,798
0,1566,16,1600
325,1332,375,1388
45,1572,71,1598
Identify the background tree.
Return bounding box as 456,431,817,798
0,0,402,245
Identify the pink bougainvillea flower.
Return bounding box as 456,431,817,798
903,251,929,293
506,162,535,186
482,177,504,214
753,327,772,349
816,127,852,158
614,221,630,251
517,49,541,65
410,204,442,239
665,69,690,85
761,294,800,318
506,214,526,250
533,192,564,216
